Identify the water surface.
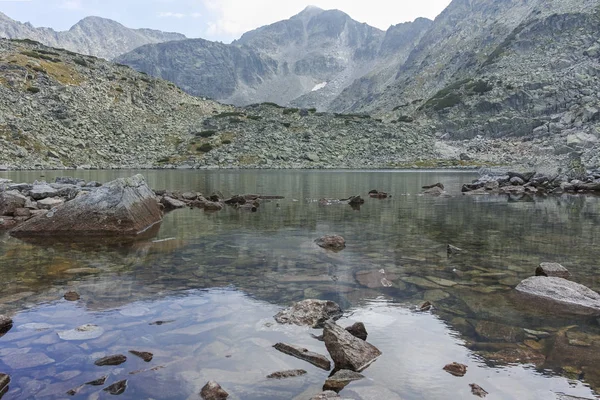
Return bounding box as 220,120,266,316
0,170,599,399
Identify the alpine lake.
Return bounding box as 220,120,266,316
1,169,600,400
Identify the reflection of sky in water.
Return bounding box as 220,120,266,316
0,291,595,399
1,170,600,399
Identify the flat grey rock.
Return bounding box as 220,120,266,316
515,277,600,316
274,299,342,328
273,342,331,370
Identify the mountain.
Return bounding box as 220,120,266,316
0,38,437,170
0,13,186,59
116,7,431,109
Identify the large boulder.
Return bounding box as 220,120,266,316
10,175,162,239
274,299,343,328
515,277,600,316
323,321,381,372
0,190,27,216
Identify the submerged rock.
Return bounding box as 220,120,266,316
470,383,488,398
86,376,107,386
315,235,346,251
0,315,13,334
58,324,104,341
266,369,307,379
103,380,127,395
0,373,10,397
63,291,80,301
323,369,364,392
447,244,463,256
345,322,368,341
274,299,343,328
310,391,341,399
273,342,331,370
443,362,467,377
95,354,127,366
129,350,153,362
200,381,229,400
515,277,600,316
535,262,570,279
11,175,162,239
323,320,381,372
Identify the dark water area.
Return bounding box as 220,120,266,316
0,169,599,399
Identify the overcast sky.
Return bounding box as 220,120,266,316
0,0,452,43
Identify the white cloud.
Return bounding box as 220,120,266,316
60,0,82,10
200,0,452,40
158,11,186,18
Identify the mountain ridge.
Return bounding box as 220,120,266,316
0,12,186,59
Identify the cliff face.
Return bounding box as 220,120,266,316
0,13,186,59
116,7,431,109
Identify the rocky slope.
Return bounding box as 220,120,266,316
116,7,430,110
0,38,442,170
331,0,600,168
0,12,186,59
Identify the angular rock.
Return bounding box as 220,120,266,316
347,196,364,206
63,291,80,301
470,383,488,398
200,381,229,400
0,315,13,334
422,183,445,190
160,196,186,210
266,369,307,379
86,376,107,386
29,184,58,200
103,380,127,395
11,175,162,239
323,320,381,372
447,244,463,255
315,235,346,251
0,373,10,397
368,190,389,199
129,350,153,362
0,190,27,216
323,369,364,392
94,354,127,366
345,322,367,341
273,343,331,370
274,299,342,328
535,262,570,279
515,277,600,316
36,197,65,210
443,362,467,377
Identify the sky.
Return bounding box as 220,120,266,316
0,0,452,43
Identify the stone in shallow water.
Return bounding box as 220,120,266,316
200,381,228,399
63,291,80,301
323,369,364,392
310,391,340,399
273,343,331,370
58,324,104,341
103,379,127,395
94,354,127,366
323,321,381,372
274,299,342,328
2,352,54,369
535,262,570,279
86,376,107,386
0,373,10,396
129,350,153,362
0,315,13,335
315,235,346,251
443,362,467,377
345,322,367,341
515,276,600,316
474,321,524,342
266,369,307,379
470,383,488,398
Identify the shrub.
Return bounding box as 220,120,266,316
222,139,232,145
26,87,40,93
196,130,216,138
32,66,45,73
261,102,284,108
73,58,88,67
468,80,493,94
36,49,60,56
308,108,317,113
247,115,262,120
281,122,291,128
214,111,243,118
115,87,124,93
396,115,414,123
282,108,299,115
198,143,213,152
433,93,462,110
